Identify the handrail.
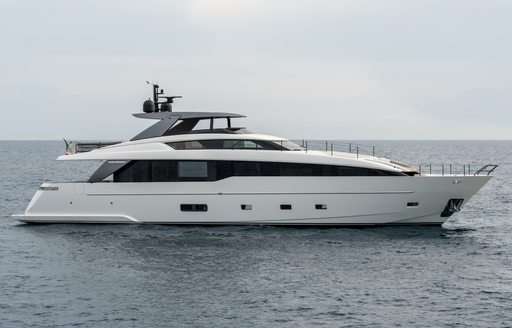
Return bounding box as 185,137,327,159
64,140,123,155
417,163,498,176
287,141,498,177
473,164,499,176
224,139,382,157
293,140,380,158
164,139,498,178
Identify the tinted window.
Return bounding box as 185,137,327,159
152,161,178,182
233,161,261,176
172,141,203,150
279,163,314,176
112,160,405,182
114,160,151,182
178,161,208,178
229,140,260,149
167,140,282,150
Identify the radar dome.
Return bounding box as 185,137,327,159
160,102,172,112
143,99,155,113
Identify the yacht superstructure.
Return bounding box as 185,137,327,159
14,84,496,225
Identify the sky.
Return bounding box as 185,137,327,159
1,0,511,140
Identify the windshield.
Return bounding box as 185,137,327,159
272,140,304,151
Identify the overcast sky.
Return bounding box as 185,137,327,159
1,0,511,140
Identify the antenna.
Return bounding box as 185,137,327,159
160,96,182,112
144,81,182,112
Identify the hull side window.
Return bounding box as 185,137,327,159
112,160,406,182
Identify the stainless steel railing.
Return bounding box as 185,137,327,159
417,163,498,176
293,140,378,158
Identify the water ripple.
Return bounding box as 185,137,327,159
1,140,512,327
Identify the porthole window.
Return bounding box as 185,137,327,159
241,204,252,210
280,204,292,210
315,204,327,210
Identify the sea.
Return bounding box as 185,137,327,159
1,140,511,328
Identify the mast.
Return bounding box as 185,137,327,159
144,81,181,112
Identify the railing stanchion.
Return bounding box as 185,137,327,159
349,143,352,153
356,146,359,158
330,144,333,156
442,164,444,176
419,165,422,175
450,164,452,175
372,146,375,157
463,164,466,176
429,164,432,175
325,141,328,151
305,141,308,153
280,140,283,152
468,164,471,175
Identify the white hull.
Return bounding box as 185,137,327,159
15,175,491,226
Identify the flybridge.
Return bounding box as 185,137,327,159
64,83,249,153
132,83,248,140
131,111,248,141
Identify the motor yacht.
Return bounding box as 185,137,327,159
14,84,497,225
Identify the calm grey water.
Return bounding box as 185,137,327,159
1,140,511,327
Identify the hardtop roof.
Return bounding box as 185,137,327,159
133,112,246,120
